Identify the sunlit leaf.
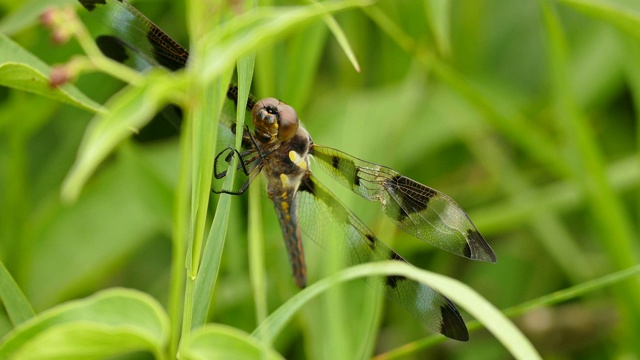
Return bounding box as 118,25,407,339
0,288,169,359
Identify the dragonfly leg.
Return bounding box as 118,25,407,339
211,164,261,195
213,147,235,179
214,146,258,178
245,127,267,159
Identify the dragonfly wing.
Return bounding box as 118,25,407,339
310,145,496,262
78,0,189,70
297,174,469,341
77,0,259,129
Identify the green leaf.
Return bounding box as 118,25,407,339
0,288,169,359
0,33,103,113
182,324,284,360
197,0,374,84
557,0,640,40
306,0,361,72
0,261,35,327
424,0,452,55
61,70,183,202
188,74,235,328
255,262,541,360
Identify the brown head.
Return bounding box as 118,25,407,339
251,98,299,143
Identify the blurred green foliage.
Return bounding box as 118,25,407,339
1,0,639,359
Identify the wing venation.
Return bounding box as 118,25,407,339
311,145,496,262
297,175,469,340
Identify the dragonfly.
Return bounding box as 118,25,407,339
76,0,497,341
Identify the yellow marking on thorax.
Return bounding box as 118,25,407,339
289,151,307,170
280,173,290,188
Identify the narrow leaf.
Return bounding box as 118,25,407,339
0,33,103,113
0,261,35,327
255,262,541,359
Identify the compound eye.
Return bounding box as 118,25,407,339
276,102,299,141
251,98,299,142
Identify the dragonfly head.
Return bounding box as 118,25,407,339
252,98,299,143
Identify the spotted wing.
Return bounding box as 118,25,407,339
310,145,496,262
78,0,257,130
78,0,189,71
297,175,469,341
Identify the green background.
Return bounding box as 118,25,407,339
1,0,639,358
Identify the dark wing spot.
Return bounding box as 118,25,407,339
386,275,406,289
385,175,435,222
331,155,340,169
439,298,469,341
389,251,404,262
78,0,106,11
315,151,360,186
299,175,315,194
364,233,377,251
333,156,359,186
462,237,472,259
385,251,408,288
467,229,497,262
96,36,129,64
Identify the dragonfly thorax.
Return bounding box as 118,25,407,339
251,98,299,143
